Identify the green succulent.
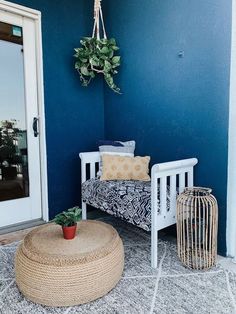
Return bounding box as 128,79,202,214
74,37,121,94
53,207,82,227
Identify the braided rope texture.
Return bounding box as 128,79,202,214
15,220,124,307
94,0,101,12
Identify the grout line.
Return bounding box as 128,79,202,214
121,270,224,281
122,275,157,280
0,279,15,296
149,244,167,314
163,269,224,278
123,243,150,247
225,271,236,311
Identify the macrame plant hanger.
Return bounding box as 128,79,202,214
92,0,107,40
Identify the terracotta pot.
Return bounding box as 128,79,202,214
62,224,77,240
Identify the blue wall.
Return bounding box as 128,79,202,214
103,0,232,255
11,0,104,218
9,0,232,254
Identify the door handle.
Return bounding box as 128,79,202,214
33,117,39,137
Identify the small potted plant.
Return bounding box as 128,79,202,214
53,207,82,240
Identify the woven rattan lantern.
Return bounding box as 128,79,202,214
177,187,218,270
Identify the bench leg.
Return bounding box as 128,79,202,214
82,202,87,220
151,229,158,268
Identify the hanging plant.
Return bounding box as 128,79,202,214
74,0,121,94
74,37,121,93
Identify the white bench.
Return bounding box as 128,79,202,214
80,152,198,268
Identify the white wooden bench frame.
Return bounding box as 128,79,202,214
80,152,198,268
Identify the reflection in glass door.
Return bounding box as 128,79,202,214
0,22,29,202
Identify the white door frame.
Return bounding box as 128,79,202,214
227,0,236,258
0,0,48,223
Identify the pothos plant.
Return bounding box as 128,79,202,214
74,37,121,94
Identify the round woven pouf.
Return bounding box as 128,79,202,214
15,220,124,307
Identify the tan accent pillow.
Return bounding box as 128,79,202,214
100,154,151,181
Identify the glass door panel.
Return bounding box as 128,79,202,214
0,21,29,202
0,7,42,228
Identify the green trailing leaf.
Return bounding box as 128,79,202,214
100,46,109,54
104,73,120,94
108,50,114,59
109,38,116,45
80,66,90,76
112,45,119,51
80,58,88,63
104,60,112,71
112,56,120,64
74,37,121,94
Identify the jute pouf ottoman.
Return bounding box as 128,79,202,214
15,220,124,307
